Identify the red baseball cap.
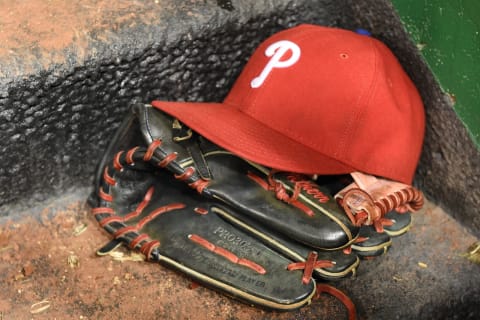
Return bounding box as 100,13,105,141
152,24,425,184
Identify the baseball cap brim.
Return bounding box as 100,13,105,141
151,100,356,175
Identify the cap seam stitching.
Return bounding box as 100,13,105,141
336,37,378,159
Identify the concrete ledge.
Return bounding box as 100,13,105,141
0,0,479,238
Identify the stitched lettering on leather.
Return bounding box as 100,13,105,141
212,226,257,255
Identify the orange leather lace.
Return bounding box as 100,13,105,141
316,283,357,320
339,186,423,232
247,171,331,216
287,252,357,320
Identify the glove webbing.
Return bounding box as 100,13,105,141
94,142,357,318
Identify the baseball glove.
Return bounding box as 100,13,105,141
90,167,317,310
95,102,360,251
88,132,358,313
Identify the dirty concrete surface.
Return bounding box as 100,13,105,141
0,190,479,320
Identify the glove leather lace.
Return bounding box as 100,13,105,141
247,171,331,217
339,186,423,232
287,252,357,320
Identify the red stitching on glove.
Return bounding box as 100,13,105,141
286,174,329,203
175,167,195,180
126,147,139,165
288,200,315,217
173,167,210,193
144,140,162,161
140,240,160,260
194,207,208,215
114,225,137,238
188,180,209,193
99,216,124,228
373,217,395,233
339,186,424,231
98,187,113,202
287,251,334,284
122,187,155,221
247,171,316,216
315,284,357,320
97,187,155,227
95,150,186,261
354,236,369,243
247,171,270,190
158,153,178,167
112,203,185,239
103,166,116,186
343,246,352,255
92,207,114,218
94,139,221,261
136,203,185,229
113,151,124,170
189,234,266,274
129,234,149,249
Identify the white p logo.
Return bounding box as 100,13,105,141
250,40,301,88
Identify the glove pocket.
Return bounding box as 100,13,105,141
93,169,316,311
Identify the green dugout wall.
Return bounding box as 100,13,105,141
391,0,480,146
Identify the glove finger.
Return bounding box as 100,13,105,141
212,202,360,281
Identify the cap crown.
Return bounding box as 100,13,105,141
225,25,424,183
